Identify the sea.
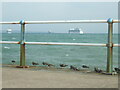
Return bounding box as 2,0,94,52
2,33,118,70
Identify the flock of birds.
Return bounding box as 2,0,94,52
11,60,120,74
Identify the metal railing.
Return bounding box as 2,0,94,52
0,18,119,74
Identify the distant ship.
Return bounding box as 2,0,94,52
7,28,12,34
48,30,54,34
68,28,83,34
48,30,52,33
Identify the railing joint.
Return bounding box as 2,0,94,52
107,18,113,24
20,20,25,25
107,43,113,48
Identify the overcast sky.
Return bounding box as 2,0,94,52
2,2,118,33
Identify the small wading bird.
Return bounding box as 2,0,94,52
70,65,79,71
114,68,120,73
11,60,16,64
82,65,89,68
42,62,49,65
42,62,54,67
32,62,39,65
59,64,68,67
48,64,54,67
94,67,103,73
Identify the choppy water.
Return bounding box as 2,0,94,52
2,33,118,70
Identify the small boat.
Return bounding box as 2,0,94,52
7,28,12,34
80,30,83,34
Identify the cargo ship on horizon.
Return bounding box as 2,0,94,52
68,28,83,34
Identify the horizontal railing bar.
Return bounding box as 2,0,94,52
113,44,120,47
0,21,20,24
25,20,120,24
25,20,108,24
25,42,107,46
0,20,119,24
1,41,120,47
1,41,106,46
0,41,20,44
113,20,120,23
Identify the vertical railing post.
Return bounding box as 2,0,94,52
106,18,113,74
20,20,26,66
